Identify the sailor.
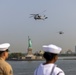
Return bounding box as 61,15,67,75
0,43,13,75
34,44,65,75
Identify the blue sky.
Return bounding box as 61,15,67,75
0,0,76,53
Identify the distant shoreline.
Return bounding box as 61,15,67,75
7,56,76,61
7,59,45,61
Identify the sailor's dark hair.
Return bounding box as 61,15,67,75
0,49,9,55
0,51,4,55
43,52,58,61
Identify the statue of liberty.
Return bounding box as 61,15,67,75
28,36,32,48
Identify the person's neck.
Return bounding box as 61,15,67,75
0,56,6,60
43,60,55,65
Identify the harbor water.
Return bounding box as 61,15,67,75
8,60,76,75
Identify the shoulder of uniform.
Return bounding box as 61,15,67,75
54,66,65,75
3,61,12,67
55,66,63,71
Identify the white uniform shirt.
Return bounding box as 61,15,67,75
34,63,65,75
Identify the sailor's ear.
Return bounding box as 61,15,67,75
2,52,6,56
54,55,58,61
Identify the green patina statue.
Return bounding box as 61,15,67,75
28,36,32,48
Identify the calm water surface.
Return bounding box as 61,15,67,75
7,60,76,75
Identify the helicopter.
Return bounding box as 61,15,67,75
58,31,64,34
29,10,48,20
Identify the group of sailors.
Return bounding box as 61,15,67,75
0,43,65,75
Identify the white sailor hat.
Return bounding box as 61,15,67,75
0,43,10,51
42,44,62,54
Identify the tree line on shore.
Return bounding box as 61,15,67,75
8,52,76,60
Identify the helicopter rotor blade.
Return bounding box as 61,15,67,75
42,10,47,13
38,10,47,14
30,14,37,15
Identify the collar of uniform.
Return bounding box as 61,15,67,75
0,57,4,61
41,63,57,67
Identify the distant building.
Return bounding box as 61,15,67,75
66,49,73,54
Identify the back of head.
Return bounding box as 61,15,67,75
42,44,62,61
43,52,57,61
